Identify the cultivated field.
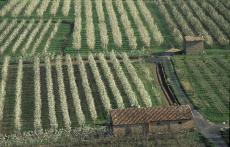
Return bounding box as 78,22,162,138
153,0,230,47
0,0,164,55
171,55,229,123
0,0,229,146
0,53,166,134
0,0,229,56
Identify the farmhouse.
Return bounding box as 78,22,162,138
110,105,194,137
184,36,205,55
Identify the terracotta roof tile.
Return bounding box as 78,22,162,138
110,105,193,125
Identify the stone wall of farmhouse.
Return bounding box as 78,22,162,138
113,124,148,137
113,119,195,136
185,41,204,55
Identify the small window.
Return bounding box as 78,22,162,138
178,121,182,124
156,122,161,125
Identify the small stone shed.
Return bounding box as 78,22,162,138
184,36,205,55
110,105,194,137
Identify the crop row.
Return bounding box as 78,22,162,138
0,53,158,132
156,0,229,46
0,0,72,17
73,0,163,50
0,19,60,55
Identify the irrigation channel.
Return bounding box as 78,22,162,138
154,56,228,147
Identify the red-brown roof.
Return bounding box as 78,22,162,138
110,105,193,125
185,36,205,42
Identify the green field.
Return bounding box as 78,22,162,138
170,55,230,123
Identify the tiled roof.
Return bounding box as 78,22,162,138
110,105,193,125
185,36,205,42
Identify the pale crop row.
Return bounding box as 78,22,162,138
21,20,43,54
73,0,82,50
37,0,51,17
88,53,111,112
65,55,85,125
110,52,139,107
43,20,60,53
0,56,10,124
34,56,42,130
156,0,183,46
62,0,71,16
12,0,29,16
14,57,23,131
136,0,163,45
126,0,150,47
31,19,52,54
56,55,71,130
115,0,137,49
0,0,20,16
95,0,108,49
104,0,122,48
0,20,25,54
45,56,58,130
50,0,60,16
12,20,35,54
85,0,95,49
0,20,17,44
25,0,41,16
77,55,97,121
122,53,152,107
98,53,124,108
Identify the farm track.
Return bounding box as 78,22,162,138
160,55,229,147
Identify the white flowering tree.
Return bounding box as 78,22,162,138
115,0,137,49
45,56,58,130
12,20,35,54
31,19,52,54
0,56,10,125
77,55,97,121
98,53,124,108
34,56,42,130
21,20,43,54
65,55,85,125
56,55,71,130
110,52,139,107
85,0,95,49
95,0,109,49
14,57,23,131
73,0,82,50
122,53,152,107
126,0,150,47
104,0,122,48
88,53,111,112
0,20,26,54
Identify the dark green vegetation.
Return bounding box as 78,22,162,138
169,55,230,123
